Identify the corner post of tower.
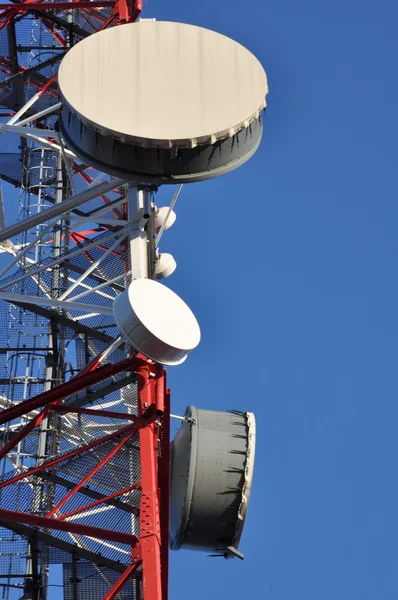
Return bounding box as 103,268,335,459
137,363,163,600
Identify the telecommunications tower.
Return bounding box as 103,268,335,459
0,3,267,599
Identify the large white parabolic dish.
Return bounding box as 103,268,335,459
58,21,267,148
58,21,268,183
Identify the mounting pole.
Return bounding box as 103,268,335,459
127,184,151,279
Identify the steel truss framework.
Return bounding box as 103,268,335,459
0,2,172,599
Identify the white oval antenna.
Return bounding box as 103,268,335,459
113,279,200,365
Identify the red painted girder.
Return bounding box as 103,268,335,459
0,507,139,545
102,549,142,600
46,430,136,517
0,405,157,489
0,1,115,7
57,483,141,521
0,344,129,463
49,404,138,421
158,386,171,600
0,356,137,426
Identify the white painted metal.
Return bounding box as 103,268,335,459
155,253,176,280
0,124,76,158
0,292,113,315
59,232,127,300
0,209,127,281
155,185,182,245
96,336,124,364
0,124,59,137
128,185,149,280
58,21,268,149
68,217,128,225
0,178,127,244
113,278,200,365
6,90,57,126
68,270,131,302
0,229,125,291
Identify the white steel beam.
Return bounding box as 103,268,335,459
0,178,127,244
0,292,113,315
13,102,62,127
70,269,131,302
59,232,127,301
0,124,59,137
0,229,124,291
67,217,128,225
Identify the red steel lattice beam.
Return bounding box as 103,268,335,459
46,430,137,518
0,405,157,489
137,365,163,600
0,1,115,8
0,0,142,24
57,482,141,521
0,355,138,427
0,508,139,545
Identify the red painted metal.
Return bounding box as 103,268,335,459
0,356,137,426
76,170,123,218
156,364,165,415
128,0,142,22
57,483,141,521
0,406,157,489
99,12,117,30
37,73,57,96
102,549,142,600
0,344,119,463
73,231,124,257
158,386,171,600
49,404,138,421
0,408,48,463
0,508,139,546
138,365,163,600
46,430,136,517
0,1,115,8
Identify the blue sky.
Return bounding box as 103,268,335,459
2,0,398,598
146,1,398,599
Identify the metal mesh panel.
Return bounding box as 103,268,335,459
0,10,121,187
0,228,130,341
63,561,138,600
0,526,28,580
0,437,141,564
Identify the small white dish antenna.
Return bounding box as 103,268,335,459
155,207,176,232
113,279,200,365
155,253,177,280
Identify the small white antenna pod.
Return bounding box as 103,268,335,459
113,278,200,365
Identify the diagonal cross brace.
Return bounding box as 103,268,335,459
0,405,157,490
0,356,137,426
0,508,139,546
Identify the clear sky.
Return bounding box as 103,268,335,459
147,1,398,599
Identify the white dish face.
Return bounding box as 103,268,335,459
113,279,200,365
58,21,268,149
